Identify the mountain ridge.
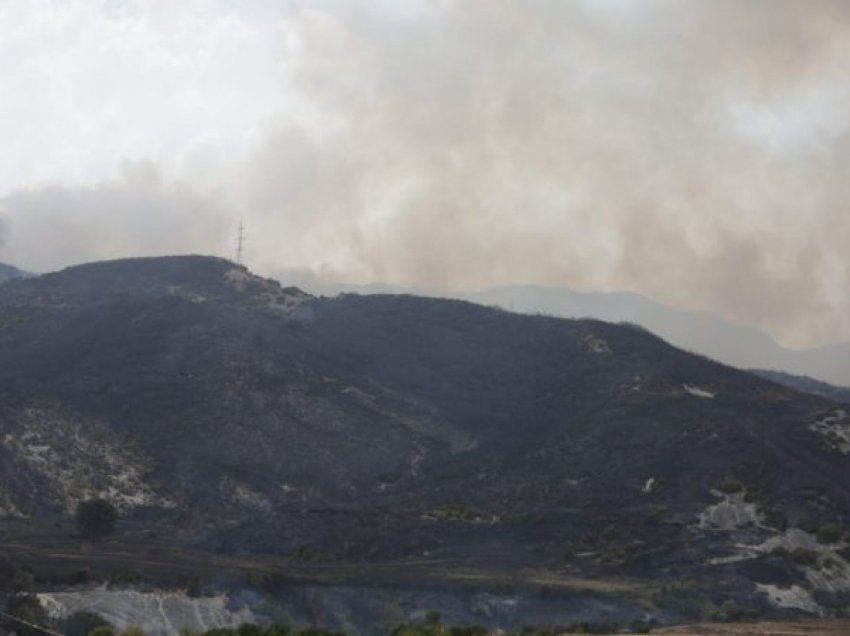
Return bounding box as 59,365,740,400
0,262,30,284
1,256,850,623
281,273,850,387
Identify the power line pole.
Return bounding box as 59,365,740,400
236,221,244,265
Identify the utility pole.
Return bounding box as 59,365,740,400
236,221,244,265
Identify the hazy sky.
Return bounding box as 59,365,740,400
1,0,849,348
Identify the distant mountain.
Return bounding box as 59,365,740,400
284,275,850,387
466,286,850,388
3,256,850,623
752,369,850,403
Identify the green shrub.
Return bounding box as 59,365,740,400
654,585,709,620
816,523,845,544
710,600,757,622
2,595,48,636
812,589,850,611
296,629,344,636
238,625,263,636
717,476,744,494
11,568,34,592
628,619,654,634
449,627,487,636
391,627,429,636
62,610,114,636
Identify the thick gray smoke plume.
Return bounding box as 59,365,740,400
2,1,850,347
0,163,231,267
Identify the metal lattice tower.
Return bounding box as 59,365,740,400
236,221,245,265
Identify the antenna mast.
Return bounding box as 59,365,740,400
236,221,244,265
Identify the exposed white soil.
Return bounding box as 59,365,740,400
809,409,850,454
1,406,174,512
219,476,273,512
224,268,310,315
683,384,716,399
755,584,823,615
698,493,759,530
701,524,850,614
39,589,257,636
580,332,611,354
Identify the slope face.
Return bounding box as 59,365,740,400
752,369,850,403
295,278,850,387
1,256,850,616
467,286,850,387
0,262,29,284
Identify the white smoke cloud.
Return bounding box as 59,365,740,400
0,162,231,268
2,1,850,348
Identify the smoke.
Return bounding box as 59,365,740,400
2,1,850,347
0,163,231,269
234,0,850,347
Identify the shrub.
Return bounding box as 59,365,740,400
2,595,48,636
710,600,757,622
790,548,819,567
628,619,655,634
391,627,429,636
75,498,119,539
238,624,263,636
717,476,744,495
654,585,708,620
449,627,487,636
812,589,850,612
12,568,34,592
816,523,845,545
761,508,788,532
62,611,114,636
70,567,91,585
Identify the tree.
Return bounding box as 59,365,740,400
75,498,119,539
62,611,114,636
1,595,48,636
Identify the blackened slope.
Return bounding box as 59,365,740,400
0,263,28,284
0,255,264,301
300,293,813,451
297,294,843,512
0,256,426,512
0,256,849,607
753,368,850,403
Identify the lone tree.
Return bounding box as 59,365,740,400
75,498,118,539
62,611,114,636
